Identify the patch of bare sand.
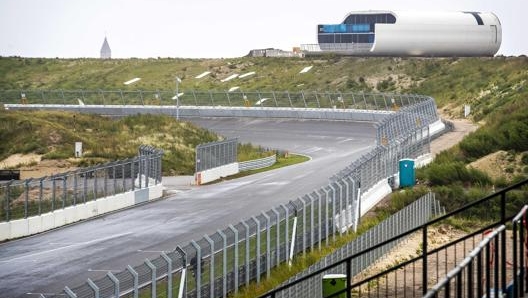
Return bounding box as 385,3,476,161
0,153,42,168
468,150,526,181
430,118,478,157
0,154,77,179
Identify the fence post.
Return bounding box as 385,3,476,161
329,183,337,242
87,278,100,298
422,225,428,296
204,234,215,298
174,246,187,298
261,212,271,279
64,286,78,298
280,204,290,262
107,271,120,298
24,179,31,218
217,229,228,298
323,187,330,246
39,177,45,215
161,252,173,298
251,216,261,284
271,208,281,267
241,220,250,286
191,240,202,298
145,259,157,298
228,224,239,295
316,190,322,250
301,197,307,256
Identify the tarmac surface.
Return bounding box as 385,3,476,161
0,117,376,297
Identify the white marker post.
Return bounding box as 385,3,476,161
289,211,298,266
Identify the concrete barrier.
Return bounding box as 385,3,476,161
4,104,392,122
195,163,239,185
360,179,393,216
9,218,28,239
0,184,164,241
429,119,446,137
0,222,10,240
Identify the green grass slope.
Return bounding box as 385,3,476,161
1,56,527,120
0,110,219,175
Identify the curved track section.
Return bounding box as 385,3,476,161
0,118,376,298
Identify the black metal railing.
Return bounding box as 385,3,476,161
258,179,528,298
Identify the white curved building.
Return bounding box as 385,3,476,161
312,11,501,57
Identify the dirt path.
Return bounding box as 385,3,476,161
430,118,478,156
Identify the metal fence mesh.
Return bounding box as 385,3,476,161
1,146,163,223
38,92,447,298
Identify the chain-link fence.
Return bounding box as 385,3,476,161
195,139,237,172
0,145,163,223
55,93,443,298
0,89,431,110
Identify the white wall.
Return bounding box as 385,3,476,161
0,184,163,241
195,163,239,185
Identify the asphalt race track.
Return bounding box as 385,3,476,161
0,117,376,298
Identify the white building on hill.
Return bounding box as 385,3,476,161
303,10,501,57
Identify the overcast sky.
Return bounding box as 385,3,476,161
0,0,526,58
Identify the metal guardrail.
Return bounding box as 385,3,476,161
0,145,163,223
239,155,277,172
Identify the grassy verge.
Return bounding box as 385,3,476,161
213,154,310,183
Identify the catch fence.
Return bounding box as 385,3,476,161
0,145,163,222
58,93,442,298
1,89,430,110
195,139,238,172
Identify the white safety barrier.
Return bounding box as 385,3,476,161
360,180,393,216
0,184,163,241
195,163,239,185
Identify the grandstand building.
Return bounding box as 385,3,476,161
302,10,501,57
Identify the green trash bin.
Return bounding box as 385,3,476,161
322,274,346,298
399,159,415,188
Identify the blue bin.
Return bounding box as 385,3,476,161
399,159,415,187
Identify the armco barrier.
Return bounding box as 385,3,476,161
239,155,277,171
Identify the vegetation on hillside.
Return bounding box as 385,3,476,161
0,110,220,175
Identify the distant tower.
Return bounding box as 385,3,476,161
100,36,111,59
